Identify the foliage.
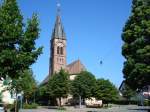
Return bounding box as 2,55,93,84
122,0,150,90
0,0,42,79
112,100,138,105
11,69,37,104
35,85,50,105
37,85,48,97
144,99,150,106
94,78,119,104
121,84,136,100
7,104,15,112
71,71,96,99
57,107,66,110
47,69,70,106
23,103,38,109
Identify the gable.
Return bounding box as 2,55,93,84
66,60,86,75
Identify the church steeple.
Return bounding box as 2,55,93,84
49,1,67,75
52,2,66,40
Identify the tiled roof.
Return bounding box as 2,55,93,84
66,60,86,75
41,60,86,84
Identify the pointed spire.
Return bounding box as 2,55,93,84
52,1,66,40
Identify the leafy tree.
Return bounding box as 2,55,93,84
121,84,136,101
47,69,69,106
0,0,42,79
11,69,37,104
36,85,50,105
21,70,37,104
71,71,96,108
94,79,119,104
122,0,150,90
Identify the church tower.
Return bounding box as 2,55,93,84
49,3,67,75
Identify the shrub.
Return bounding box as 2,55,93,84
7,104,15,111
112,100,138,105
23,103,38,109
144,99,150,106
57,107,66,110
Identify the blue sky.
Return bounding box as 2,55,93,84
17,0,132,87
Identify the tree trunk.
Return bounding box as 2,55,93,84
34,92,35,103
4,104,7,112
59,97,61,107
107,103,108,107
25,98,28,104
15,93,18,112
79,95,81,108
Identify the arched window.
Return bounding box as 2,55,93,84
57,46,60,54
60,47,63,55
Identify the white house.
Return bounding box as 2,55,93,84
0,79,15,104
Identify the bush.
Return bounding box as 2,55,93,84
112,100,138,105
7,104,15,111
144,99,150,106
57,107,66,110
23,103,38,109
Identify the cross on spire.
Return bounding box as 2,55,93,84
57,0,61,16
51,0,66,40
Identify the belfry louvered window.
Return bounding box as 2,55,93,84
60,47,63,55
57,46,60,54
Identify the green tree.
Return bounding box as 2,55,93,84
121,84,136,101
122,0,150,90
94,79,119,105
47,69,69,106
36,85,50,105
11,69,37,104
71,71,96,108
21,70,37,104
0,0,42,79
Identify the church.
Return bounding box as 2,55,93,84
42,4,86,84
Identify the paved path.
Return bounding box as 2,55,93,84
20,105,150,112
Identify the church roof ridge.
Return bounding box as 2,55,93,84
66,59,86,75
67,59,80,67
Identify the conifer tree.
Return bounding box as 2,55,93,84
122,0,150,90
